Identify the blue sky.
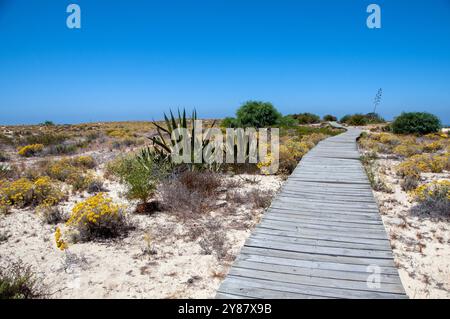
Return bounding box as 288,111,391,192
0,0,449,125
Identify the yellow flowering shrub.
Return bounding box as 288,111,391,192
396,153,450,177
0,178,33,207
0,177,64,208
275,133,328,174
0,191,11,214
424,133,448,140
54,227,68,251
107,130,130,139
33,176,65,206
66,193,128,240
302,133,327,145
278,145,298,174
46,159,79,181
410,180,450,216
379,133,401,145
73,156,96,169
411,180,450,201
45,157,98,192
423,140,444,153
18,144,44,157
257,153,275,175
358,132,449,157
358,137,380,152
392,143,423,157
396,161,422,178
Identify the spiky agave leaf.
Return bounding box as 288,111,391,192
150,108,219,166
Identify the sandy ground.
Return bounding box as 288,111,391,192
367,157,450,299
0,171,283,298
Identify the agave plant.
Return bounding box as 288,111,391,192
146,109,218,169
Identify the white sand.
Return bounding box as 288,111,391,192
368,157,450,299
0,173,283,299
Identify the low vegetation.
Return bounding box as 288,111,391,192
323,114,337,121
396,154,449,178
340,113,385,126
0,261,47,299
44,156,100,192
410,180,450,217
291,112,320,124
159,170,222,217
359,130,449,190
0,150,8,162
360,153,392,193
18,144,44,157
107,152,169,211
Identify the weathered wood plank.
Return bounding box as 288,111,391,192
233,259,403,285
228,267,405,294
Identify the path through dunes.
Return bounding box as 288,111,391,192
217,128,407,299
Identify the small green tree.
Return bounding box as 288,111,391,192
235,101,282,127
365,112,385,124
41,121,55,126
292,113,321,124
345,114,368,126
392,112,441,135
323,114,337,122
220,117,239,128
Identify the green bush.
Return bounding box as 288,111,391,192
365,112,385,124
108,153,169,204
292,112,320,124
235,101,282,128
220,117,239,128
41,121,55,126
340,114,351,123
392,112,441,135
278,115,298,127
346,114,368,126
323,114,337,122
340,113,385,125
0,261,47,299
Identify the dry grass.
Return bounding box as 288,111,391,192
0,261,48,299
159,171,223,217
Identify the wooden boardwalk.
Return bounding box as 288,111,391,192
217,128,407,299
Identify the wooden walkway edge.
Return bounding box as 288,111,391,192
217,128,407,299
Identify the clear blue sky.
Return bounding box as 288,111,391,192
0,0,449,125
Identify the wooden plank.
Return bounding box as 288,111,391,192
259,221,390,240
252,229,392,251
228,267,405,294
237,252,399,275
234,257,402,284
239,246,397,268
268,205,383,219
263,210,384,225
220,276,406,299
254,227,392,248
218,277,330,299
245,238,394,259
261,215,387,232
